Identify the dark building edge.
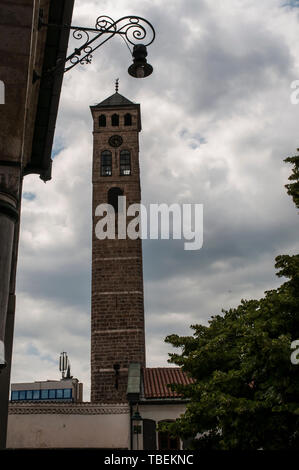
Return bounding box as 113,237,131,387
23,0,75,181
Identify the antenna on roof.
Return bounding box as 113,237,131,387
66,363,72,379
115,78,119,93
59,352,69,379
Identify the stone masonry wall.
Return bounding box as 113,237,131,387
90,103,145,403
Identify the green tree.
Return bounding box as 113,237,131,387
160,154,299,450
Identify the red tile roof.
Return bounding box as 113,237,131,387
143,368,194,399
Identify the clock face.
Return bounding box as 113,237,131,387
109,135,123,148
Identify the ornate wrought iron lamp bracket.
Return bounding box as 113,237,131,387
35,11,155,82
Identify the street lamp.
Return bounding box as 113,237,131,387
128,44,153,78
132,408,143,450
35,13,155,82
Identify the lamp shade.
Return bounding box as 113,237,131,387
132,410,143,434
128,44,153,78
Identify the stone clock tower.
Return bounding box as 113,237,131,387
90,87,145,403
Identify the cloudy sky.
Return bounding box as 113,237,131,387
11,0,299,400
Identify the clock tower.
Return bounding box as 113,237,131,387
90,87,145,403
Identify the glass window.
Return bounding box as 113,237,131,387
120,150,131,176
111,114,119,126
41,389,48,399
99,114,106,127
33,390,40,400
49,389,56,399
124,113,132,126
101,150,112,176
19,390,26,400
11,391,19,401
26,390,33,400
56,389,64,399
63,388,72,399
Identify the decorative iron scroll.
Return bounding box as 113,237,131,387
63,15,155,74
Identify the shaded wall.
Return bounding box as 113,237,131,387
7,403,130,448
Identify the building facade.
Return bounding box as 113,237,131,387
7,367,192,450
7,90,195,449
10,378,83,403
90,92,146,403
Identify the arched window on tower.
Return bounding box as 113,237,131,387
120,150,131,176
99,114,106,127
111,114,119,126
101,150,112,176
108,187,124,213
124,113,132,126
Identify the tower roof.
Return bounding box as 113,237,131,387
94,92,135,108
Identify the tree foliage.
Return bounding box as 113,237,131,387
160,154,299,450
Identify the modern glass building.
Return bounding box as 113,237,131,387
10,378,83,403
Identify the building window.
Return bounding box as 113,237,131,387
158,421,180,450
11,391,19,401
158,431,180,450
10,388,73,401
33,390,40,400
108,187,124,213
124,113,132,126
111,114,119,126
63,388,72,399
41,389,49,400
120,150,131,176
101,150,112,176
99,114,106,127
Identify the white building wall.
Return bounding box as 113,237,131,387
7,402,188,449
7,403,130,449
140,403,186,423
